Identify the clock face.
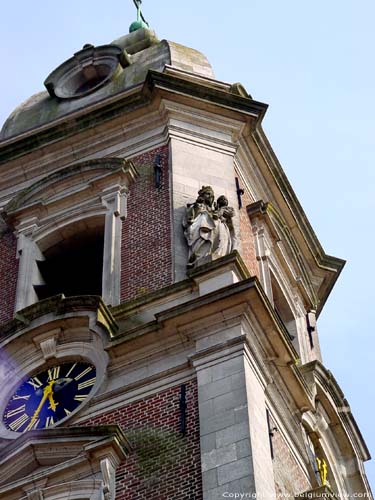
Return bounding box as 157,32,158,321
3,361,96,433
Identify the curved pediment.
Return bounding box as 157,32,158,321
0,426,130,500
3,158,137,228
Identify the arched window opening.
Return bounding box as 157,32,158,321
302,427,338,493
34,218,104,301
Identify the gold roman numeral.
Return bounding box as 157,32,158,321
65,362,77,378
74,394,87,402
74,367,92,381
9,413,29,432
47,366,61,381
77,378,96,391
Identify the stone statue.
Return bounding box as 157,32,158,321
183,186,235,268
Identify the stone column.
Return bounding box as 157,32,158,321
14,229,45,312
101,187,128,307
193,341,276,500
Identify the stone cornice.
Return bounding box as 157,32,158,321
248,200,319,309
0,294,118,343
145,69,267,120
0,425,131,497
0,69,267,165
300,360,371,462
245,130,346,316
110,268,314,413
0,425,131,466
0,85,147,165
3,158,137,220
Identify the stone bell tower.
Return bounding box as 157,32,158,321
0,6,372,500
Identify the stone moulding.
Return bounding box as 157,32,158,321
248,200,319,309
111,268,313,412
0,295,114,442
0,69,267,165
250,128,345,314
0,425,131,500
247,199,344,316
300,360,371,463
0,294,118,342
3,158,137,222
3,158,138,312
44,44,131,99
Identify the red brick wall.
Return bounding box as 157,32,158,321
0,222,18,324
235,174,259,278
271,417,311,496
121,145,173,302
82,379,202,499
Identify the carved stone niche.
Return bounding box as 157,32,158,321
3,158,138,312
0,426,131,500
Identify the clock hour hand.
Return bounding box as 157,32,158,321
26,380,56,430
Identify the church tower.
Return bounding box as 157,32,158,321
0,7,372,500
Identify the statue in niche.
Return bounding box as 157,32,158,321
183,186,235,268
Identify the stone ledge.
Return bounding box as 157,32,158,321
0,294,118,341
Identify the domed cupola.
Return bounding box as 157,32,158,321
0,4,214,141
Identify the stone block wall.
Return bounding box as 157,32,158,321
82,379,202,499
0,222,18,324
121,145,173,302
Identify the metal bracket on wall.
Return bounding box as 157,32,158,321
235,177,244,209
266,409,277,459
154,154,162,189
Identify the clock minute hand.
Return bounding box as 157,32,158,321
48,390,58,412
26,380,56,430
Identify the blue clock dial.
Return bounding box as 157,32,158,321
3,361,96,433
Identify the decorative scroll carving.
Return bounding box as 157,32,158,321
183,186,235,268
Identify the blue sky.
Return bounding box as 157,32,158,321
0,0,374,491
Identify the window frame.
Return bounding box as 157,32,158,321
3,158,137,312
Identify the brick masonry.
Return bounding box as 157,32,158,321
0,221,18,324
82,379,202,499
121,145,173,302
271,416,311,497
235,175,259,278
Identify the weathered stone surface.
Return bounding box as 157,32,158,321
183,185,236,269
0,32,214,140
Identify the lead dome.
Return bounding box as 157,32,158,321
0,28,214,140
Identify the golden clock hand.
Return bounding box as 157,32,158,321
26,380,55,430
47,391,58,412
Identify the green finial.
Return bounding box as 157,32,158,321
129,0,149,33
